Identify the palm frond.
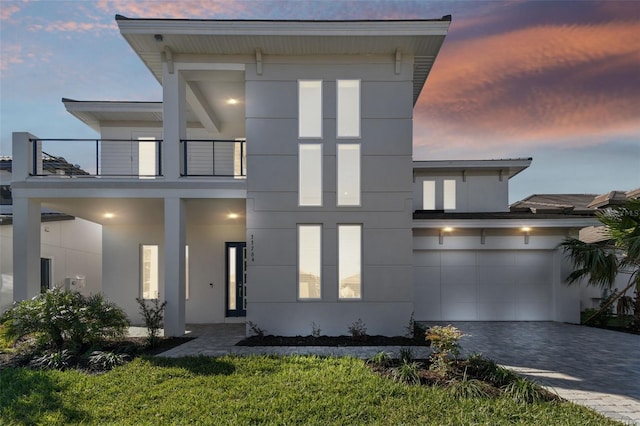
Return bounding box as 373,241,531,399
559,238,619,288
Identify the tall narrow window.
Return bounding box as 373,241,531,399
299,144,323,206
298,225,322,299
338,225,361,299
299,80,322,138
138,137,156,178
422,180,435,210
185,245,190,300
337,144,360,206
337,80,360,138
141,245,159,299
444,179,456,210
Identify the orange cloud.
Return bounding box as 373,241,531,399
415,20,640,155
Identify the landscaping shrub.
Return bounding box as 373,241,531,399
347,318,367,340
136,297,167,348
88,350,129,371
367,351,392,367
426,324,465,376
0,289,129,354
391,360,421,385
29,349,73,370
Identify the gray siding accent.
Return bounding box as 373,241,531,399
246,57,415,335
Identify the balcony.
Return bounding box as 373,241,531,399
21,138,246,179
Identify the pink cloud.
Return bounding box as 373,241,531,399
95,0,250,19
415,20,640,155
0,44,24,71
1,3,21,21
27,21,116,33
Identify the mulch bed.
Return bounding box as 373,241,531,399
236,335,429,347
0,336,194,371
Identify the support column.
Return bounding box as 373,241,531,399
163,197,186,336
162,65,186,181
13,197,41,301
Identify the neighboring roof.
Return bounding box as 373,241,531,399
62,99,201,132
588,190,631,209
412,158,532,179
626,188,640,199
0,153,89,175
510,194,598,215
115,16,451,105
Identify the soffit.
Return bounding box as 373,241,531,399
117,18,450,105
63,100,200,132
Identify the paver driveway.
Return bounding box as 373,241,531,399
438,321,640,424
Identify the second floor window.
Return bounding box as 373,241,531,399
337,144,360,206
299,144,323,206
299,80,323,138
337,80,360,138
444,179,456,210
422,180,436,210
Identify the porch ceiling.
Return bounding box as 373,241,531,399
39,198,245,226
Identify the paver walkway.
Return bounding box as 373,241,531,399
149,321,640,425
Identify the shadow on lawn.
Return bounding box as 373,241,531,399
0,368,87,423
146,355,236,376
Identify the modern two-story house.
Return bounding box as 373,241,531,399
10,15,598,336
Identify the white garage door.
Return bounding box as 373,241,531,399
413,250,554,321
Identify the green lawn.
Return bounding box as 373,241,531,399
0,355,621,425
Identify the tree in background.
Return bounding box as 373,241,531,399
560,199,640,331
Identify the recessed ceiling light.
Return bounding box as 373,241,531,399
103,213,115,219
227,98,238,105
228,213,239,219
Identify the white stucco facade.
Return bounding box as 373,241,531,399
9,16,602,335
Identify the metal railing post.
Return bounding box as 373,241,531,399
32,139,38,176
96,139,99,176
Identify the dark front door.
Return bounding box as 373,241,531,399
40,258,51,293
225,242,246,317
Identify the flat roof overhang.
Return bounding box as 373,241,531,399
413,158,533,179
116,16,451,105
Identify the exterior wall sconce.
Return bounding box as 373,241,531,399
439,227,453,245
228,213,239,219
521,227,531,244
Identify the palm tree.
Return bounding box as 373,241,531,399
560,198,640,331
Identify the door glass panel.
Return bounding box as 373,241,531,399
228,247,236,310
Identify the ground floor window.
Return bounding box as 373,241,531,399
298,225,322,299
141,245,159,299
338,225,362,299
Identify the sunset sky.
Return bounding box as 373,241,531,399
1,0,638,202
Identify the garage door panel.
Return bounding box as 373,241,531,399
478,266,517,286
413,251,440,267
517,282,552,304
441,251,476,266
478,283,516,302
442,283,476,303
477,251,516,266
441,266,477,285
413,249,556,322
478,302,517,320
516,301,551,320
441,302,477,321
